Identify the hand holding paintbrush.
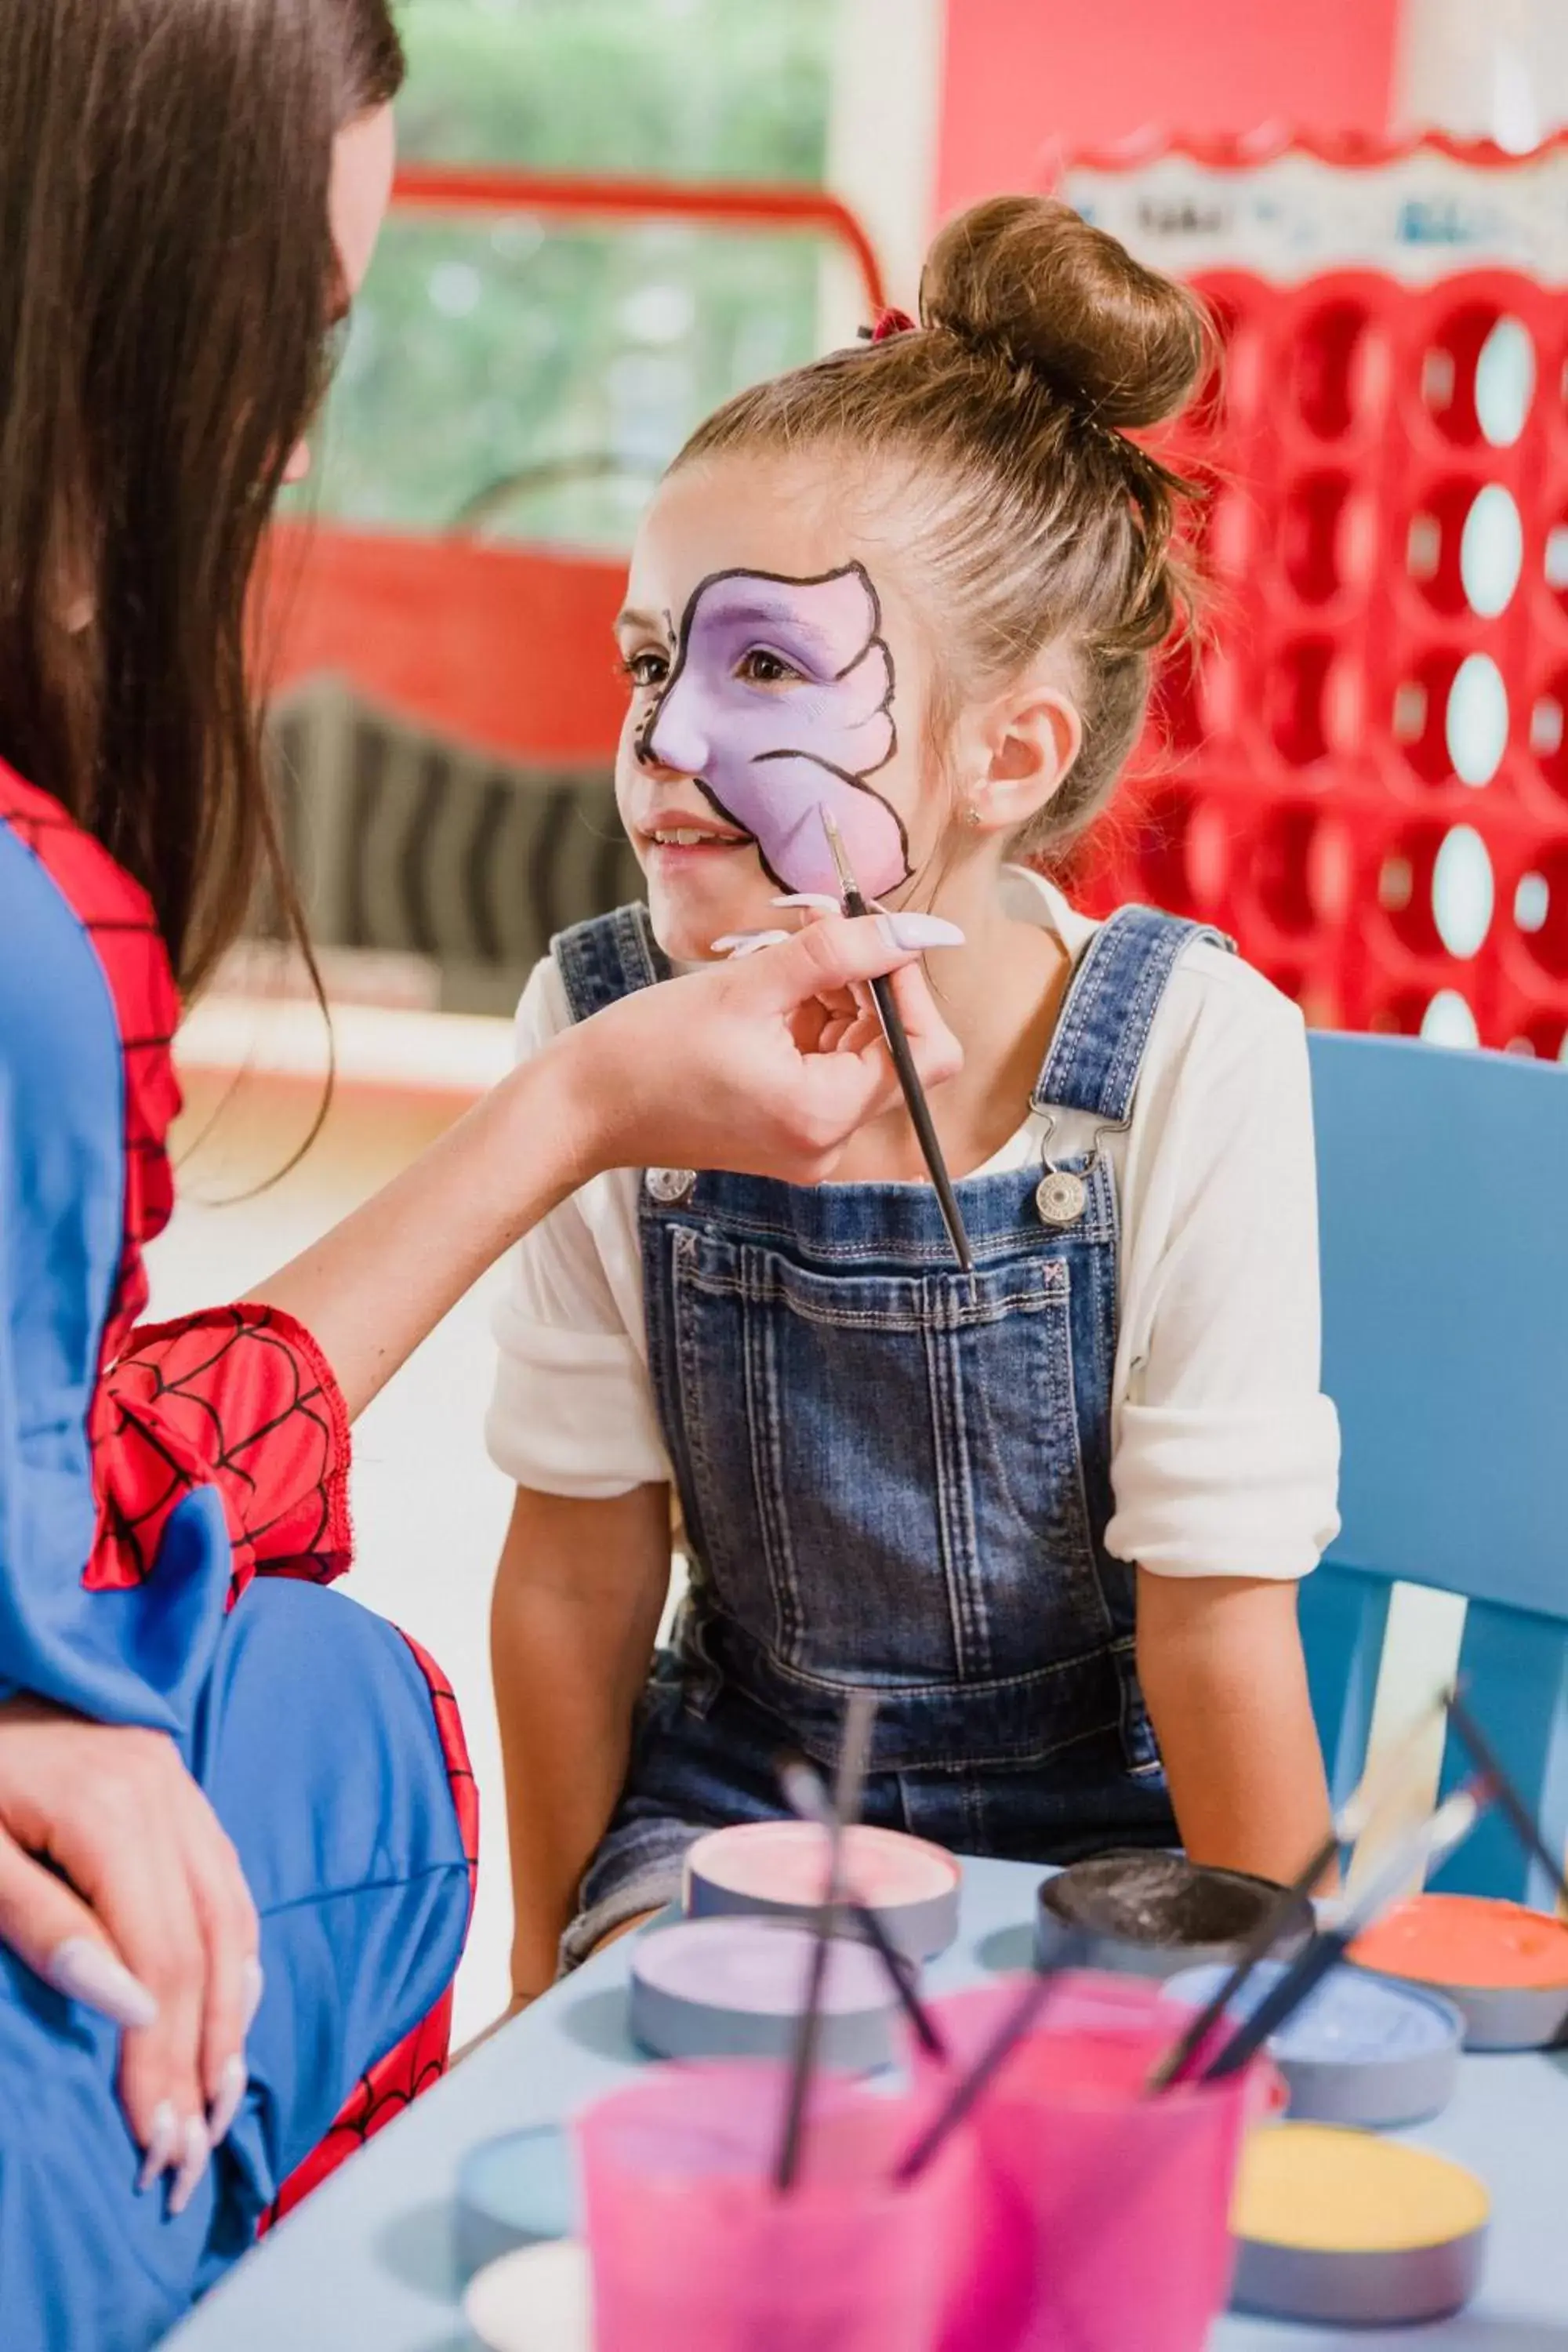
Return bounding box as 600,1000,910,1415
818,806,974,1272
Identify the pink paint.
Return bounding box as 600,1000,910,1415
689,1820,958,1908
640,564,911,899
578,2063,978,2352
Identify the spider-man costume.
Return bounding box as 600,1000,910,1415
0,762,476,2350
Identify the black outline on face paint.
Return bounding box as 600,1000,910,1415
633,561,913,895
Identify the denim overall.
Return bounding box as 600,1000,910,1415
554,899,1232,1959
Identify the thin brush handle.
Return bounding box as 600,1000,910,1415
775,1696,877,2191
848,1898,947,2058
1148,1824,1341,2092
818,809,973,1274
1446,1686,1568,1909
1200,1786,1484,2085
777,1754,947,2058
1199,1929,1352,2082
894,1928,1087,2185
864,969,973,1272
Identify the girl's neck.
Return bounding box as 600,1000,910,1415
832,858,1069,1185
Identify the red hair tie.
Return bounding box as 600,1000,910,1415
869,306,917,342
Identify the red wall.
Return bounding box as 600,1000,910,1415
937,0,1403,216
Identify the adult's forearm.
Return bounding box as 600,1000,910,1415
249,1032,601,1422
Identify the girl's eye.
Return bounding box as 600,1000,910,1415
621,650,670,690
737,648,802,687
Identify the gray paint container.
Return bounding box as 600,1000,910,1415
1036,1853,1314,1980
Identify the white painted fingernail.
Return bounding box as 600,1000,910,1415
207,2054,248,2147
712,929,791,956
167,2116,210,2217
877,913,967,953
771,893,841,913
44,1936,158,2030
240,1955,264,2033
137,2101,181,2193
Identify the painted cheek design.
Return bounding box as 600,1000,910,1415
641,564,913,898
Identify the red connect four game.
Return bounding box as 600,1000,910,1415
1056,131,1568,1056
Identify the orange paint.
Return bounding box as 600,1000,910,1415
1352,1893,1568,1991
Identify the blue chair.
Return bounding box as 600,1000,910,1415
1302,1029,1568,1905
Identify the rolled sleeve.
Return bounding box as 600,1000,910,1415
1108,955,1342,1581
1106,1397,1341,1578
485,1295,671,1498
482,958,670,1500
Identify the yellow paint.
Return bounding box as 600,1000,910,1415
1233,2125,1489,2255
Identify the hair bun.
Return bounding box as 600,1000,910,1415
919,194,1206,431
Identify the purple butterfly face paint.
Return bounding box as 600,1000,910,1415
639,564,913,901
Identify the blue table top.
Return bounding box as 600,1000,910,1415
165,1857,1568,2352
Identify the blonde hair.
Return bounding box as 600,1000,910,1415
677,195,1210,860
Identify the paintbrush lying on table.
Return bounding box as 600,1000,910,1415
818,805,973,1273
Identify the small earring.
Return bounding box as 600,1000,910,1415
964,802,984,829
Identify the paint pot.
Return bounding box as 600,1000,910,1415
1230,2122,1488,2327
630,1916,898,2068
684,1820,961,1961
455,2123,579,2284
1036,1853,1313,1980
465,2240,590,2352
1351,1892,1568,2051
1163,1961,1463,2128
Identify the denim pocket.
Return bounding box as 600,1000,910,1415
668,1227,1112,1701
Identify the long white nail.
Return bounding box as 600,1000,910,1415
137,2101,181,2193
240,1955,264,2034
877,913,967,953
45,1937,158,2031
771,893,841,913
712,929,791,956
208,2054,248,2147
167,2116,210,2217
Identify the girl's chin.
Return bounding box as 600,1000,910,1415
642,880,779,967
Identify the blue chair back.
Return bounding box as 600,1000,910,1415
1304,1030,1568,1904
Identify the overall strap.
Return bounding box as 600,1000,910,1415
1032,905,1233,1123
551,903,670,1025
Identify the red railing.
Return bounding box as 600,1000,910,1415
393,165,886,314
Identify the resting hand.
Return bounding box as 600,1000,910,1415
570,914,962,1183
0,1699,260,2209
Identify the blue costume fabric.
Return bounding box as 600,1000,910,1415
0,767,473,2350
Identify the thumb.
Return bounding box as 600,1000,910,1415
0,1829,157,2027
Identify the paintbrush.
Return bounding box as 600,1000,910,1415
1445,1684,1568,1914
892,1918,1091,2184
776,1753,948,2059
818,806,973,1273
1148,1697,1450,2092
774,1691,878,2191
1198,1784,1485,2085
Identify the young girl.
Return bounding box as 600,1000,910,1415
488,195,1341,1999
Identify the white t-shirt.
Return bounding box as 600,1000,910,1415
485,868,1341,1580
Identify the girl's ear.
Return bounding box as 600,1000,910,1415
964,684,1083,839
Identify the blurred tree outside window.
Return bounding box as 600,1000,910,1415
297,0,840,551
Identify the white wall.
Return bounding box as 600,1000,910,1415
1397,0,1568,146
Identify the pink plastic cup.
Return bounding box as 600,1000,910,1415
575,2059,979,2352
906,1973,1283,2352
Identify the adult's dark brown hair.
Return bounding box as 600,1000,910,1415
0,0,405,992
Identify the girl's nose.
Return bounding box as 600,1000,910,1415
639,681,706,776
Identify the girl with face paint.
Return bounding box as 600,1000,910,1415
0,4,958,2335
489,197,1341,2005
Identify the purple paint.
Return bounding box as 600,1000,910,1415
629,1918,898,2069
641,564,911,899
